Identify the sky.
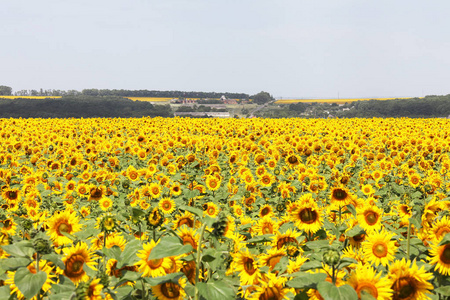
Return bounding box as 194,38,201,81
2,0,450,99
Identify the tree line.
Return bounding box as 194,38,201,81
0,96,173,118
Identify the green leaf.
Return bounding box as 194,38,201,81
304,240,330,251
144,272,184,286
346,224,365,237
1,241,34,258
42,253,65,270
103,245,123,261
0,286,12,300
197,280,235,300
435,286,450,296
317,282,357,300
117,239,141,269
0,257,32,271
338,257,358,268
179,205,203,218
286,272,327,289
148,236,193,260
14,267,47,299
246,234,274,244
300,261,323,271
361,290,377,300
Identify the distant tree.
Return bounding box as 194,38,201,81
0,85,12,95
252,91,274,105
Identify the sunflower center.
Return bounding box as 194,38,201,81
353,233,366,243
7,191,18,200
356,283,378,299
207,207,216,215
288,156,298,164
65,254,86,278
160,282,180,298
440,245,450,264
364,211,379,225
299,208,318,224
163,202,171,209
261,207,270,216
267,255,282,270
243,257,256,275
260,286,281,300
333,189,347,200
148,258,163,269
262,224,273,234
396,278,415,299
57,222,72,236
372,242,388,258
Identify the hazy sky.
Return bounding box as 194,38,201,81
2,1,450,98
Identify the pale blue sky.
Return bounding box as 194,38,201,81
2,1,450,98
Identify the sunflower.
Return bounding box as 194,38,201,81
290,194,323,234
176,226,198,250
247,272,288,300
89,185,106,201
170,182,182,196
158,197,175,215
135,239,172,277
173,212,197,229
205,175,221,191
203,202,220,218
231,249,261,285
0,218,16,235
149,182,162,199
346,264,392,300
126,165,140,181
259,204,273,218
361,183,375,196
362,230,397,267
429,216,450,242
388,258,433,300
357,204,383,232
259,247,286,271
428,242,450,276
254,216,279,235
99,196,113,211
273,228,301,250
47,210,82,245
62,242,98,284
86,278,104,300
259,173,274,187
408,173,421,188
105,232,127,251
1,188,20,202
330,186,353,206
152,278,187,300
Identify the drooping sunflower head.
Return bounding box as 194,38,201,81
330,186,352,206
47,210,82,246
388,258,433,300
152,278,186,300
62,242,98,285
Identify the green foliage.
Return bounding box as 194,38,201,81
0,85,12,95
317,282,358,300
252,91,274,105
14,267,48,299
0,96,173,118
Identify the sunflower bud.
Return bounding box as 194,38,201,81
285,242,300,258
21,218,33,231
74,282,89,300
148,208,164,228
384,175,391,183
212,214,228,237
100,215,117,232
276,203,286,213
33,238,52,255
122,180,130,189
323,248,340,266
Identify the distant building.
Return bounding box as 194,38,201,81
220,95,237,104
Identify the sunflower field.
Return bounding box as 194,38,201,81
1,117,450,300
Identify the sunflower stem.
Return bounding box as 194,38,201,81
406,221,412,259
36,253,41,300
194,223,207,300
